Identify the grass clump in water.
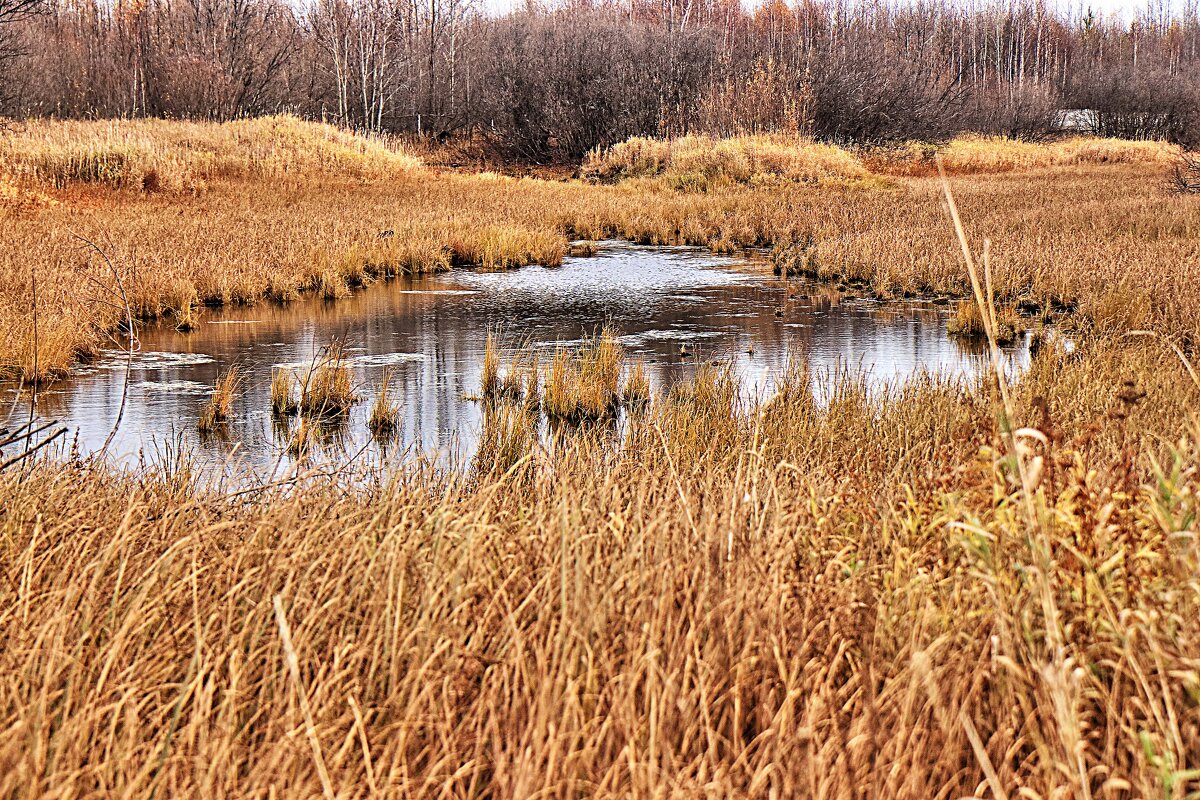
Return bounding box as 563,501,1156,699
368,368,401,439
300,347,357,419
947,299,1023,345
270,368,298,416
198,365,242,432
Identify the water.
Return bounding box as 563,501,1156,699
2,241,1029,479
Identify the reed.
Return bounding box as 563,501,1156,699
367,368,401,438
270,368,298,416
542,347,577,419
481,332,501,400
197,365,242,432
622,358,651,407
300,350,357,419
946,298,1023,345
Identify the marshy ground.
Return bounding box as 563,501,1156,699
1,119,1199,798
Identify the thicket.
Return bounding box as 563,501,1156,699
2,0,1199,160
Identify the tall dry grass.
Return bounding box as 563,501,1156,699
0,115,421,192
3,331,1200,796
582,133,870,188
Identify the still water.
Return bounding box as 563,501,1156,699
3,242,1029,479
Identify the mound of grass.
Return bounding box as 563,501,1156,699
0,115,422,193
582,134,869,189
868,134,1179,176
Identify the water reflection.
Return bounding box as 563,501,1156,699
2,241,1029,479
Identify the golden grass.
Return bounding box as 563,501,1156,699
868,134,1180,176
539,329,623,421
623,358,651,407
367,368,401,438
2,122,1197,381
4,330,1200,795
582,133,869,188
0,115,421,193
197,365,242,432
300,349,357,419
5,121,1200,797
270,368,298,416
946,298,1024,345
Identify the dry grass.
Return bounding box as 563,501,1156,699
4,329,1200,796
867,134,1180,176
4,120,1200,798
539,329,623,421
623,358,651,407
2,123,1198,380
270,368,298,416
946,298,1024,345
367,368,401,439
300,349,357,419
0,115,421,193
582,133,870,188
197,365,241,432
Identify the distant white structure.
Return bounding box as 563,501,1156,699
1054,109,1099,132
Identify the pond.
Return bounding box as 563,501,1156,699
2,241,1030,480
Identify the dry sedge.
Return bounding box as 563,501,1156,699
946,298,1023,345
299,347,357,419
368,368,401,438
197,365,242,432
623,358,651,407
270,367,298,416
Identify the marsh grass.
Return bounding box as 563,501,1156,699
5,123,1200,799
270,368,298,416
947,298,1023,344
3,123,1198,380
7,330,1199,797
623,358,651,408
300,348,357,419
368,368,401,439
582,134,870,187
0,115,421,193
197,365,242,432
540,329,623,421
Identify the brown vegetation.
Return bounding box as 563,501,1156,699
3,122,1196,383
2,120,1200,798
4,328,1200,796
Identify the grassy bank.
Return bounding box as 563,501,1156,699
1,121,1196,379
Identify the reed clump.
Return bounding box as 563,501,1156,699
197,365,242,432
623,358,651,407
540,329,623,421
270,368,298,416
947,298,1023,345
300,351,357,419
368,368,401,438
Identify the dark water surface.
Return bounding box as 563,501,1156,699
3,242,1029,480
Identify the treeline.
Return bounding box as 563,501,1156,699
2,0,1199,160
